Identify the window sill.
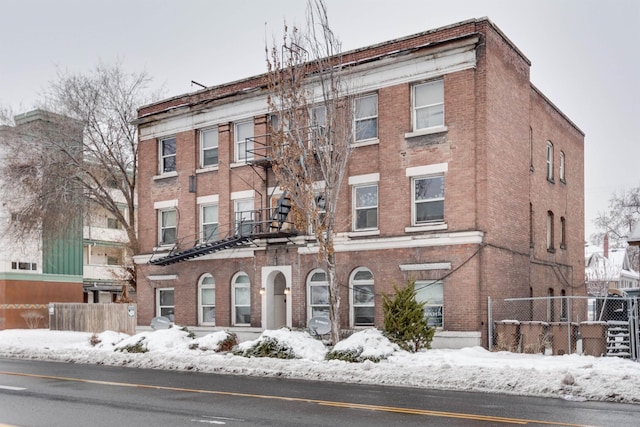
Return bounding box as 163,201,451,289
547,177,555,185
196,166,219,173
405,223,448,233
348,229,380,238
153,171,178,181
560,178,566,185
547,247,556,254
153,244,176,252
230,161,251,168
351,138,379,148
405,126,448,139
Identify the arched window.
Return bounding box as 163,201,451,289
546,211,555,251
232,272,250,325
198,274,215,325
350,267,374,327
559,151,566,182
546,141,554,181
307,269,329,320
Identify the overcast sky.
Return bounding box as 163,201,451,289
1,0,638,240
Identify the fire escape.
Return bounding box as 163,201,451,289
148,134,297,267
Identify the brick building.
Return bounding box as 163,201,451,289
133,18,585,348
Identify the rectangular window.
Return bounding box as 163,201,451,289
234,198,254,236
200,127,219,168
546,211,555,251
353,184,378,230
413,80,444,131
157,288,175,321
159,209,177,246
201,204,219,243
413,175,444,224
235,120,254,162
560,216,566,249
12,261,37,271
311,105,326,143
415,280,443,328
159,136,176,174
355,94,378,141
107,217,120,229
559,151,565,182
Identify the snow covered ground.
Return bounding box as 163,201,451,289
1,327,639,404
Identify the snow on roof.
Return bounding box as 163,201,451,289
628,221,640,246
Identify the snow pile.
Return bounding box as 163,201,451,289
1,327,640,404
329,328,400,362
235,328,327,361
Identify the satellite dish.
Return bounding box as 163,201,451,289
308,316,331,336
150,316,172,330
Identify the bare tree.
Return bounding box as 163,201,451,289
592,186,640,272
266,0,353,344
0,62,160,291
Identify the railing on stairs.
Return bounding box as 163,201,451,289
148,191,295,266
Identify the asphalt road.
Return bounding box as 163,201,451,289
0,358,638,426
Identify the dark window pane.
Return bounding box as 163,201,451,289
416,200,444,223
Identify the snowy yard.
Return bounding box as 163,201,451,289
1,327,639,404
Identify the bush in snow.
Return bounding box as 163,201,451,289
116,337,148,353
233,329,327,360
326,329,399,363
382,279,435,352
190,331,238,352
113,326,195,354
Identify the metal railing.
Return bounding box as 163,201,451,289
488,295,639,360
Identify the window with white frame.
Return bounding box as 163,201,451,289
156,288,175,321
198,274,215,325
234,198,254,236
413,175,444,224
546,141,554,181
413,80,444,131
353,184,378,230
350,267,374,326
355,94,378,141
159,136,177,174
200,127,218,168
560,216,566,249
232,272,251,325
311,105,326,143
307,269,329,320
559,151,565,182
235,120,254,162
158,208,177,246
201,204,218,243
415,280,443,327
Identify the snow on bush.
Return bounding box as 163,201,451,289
114,326,194,353
327,329,401,363
234,328,327,361
192,331,238,352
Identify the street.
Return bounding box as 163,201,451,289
0,358,638,426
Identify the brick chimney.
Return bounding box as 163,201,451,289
604,234,609,259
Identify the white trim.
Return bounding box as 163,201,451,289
400,262,452,271
197,194,219,204
154,199,178,209
261,265,293,329
153,171,178,180
405,223,448,233
138,41,478,141
299,231,484,255
406,163,448,177
348,173,380,185
147,274,178,281
231,189,255,200
351,139,379,148
196,166,219,174
404,126,448,139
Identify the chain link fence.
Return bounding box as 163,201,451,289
488,296,639,361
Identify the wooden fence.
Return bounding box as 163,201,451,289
49,303,137,335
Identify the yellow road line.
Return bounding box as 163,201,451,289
0,371,598,426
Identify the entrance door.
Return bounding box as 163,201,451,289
273,272,287,329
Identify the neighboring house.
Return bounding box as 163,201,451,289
133,18,585,348
0,110,84,329
585,241,639,295
83,197,134,303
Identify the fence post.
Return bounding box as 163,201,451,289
567,297,572,354
488,296,493,350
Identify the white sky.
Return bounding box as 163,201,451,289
1,327,639,403
1,0,638,239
